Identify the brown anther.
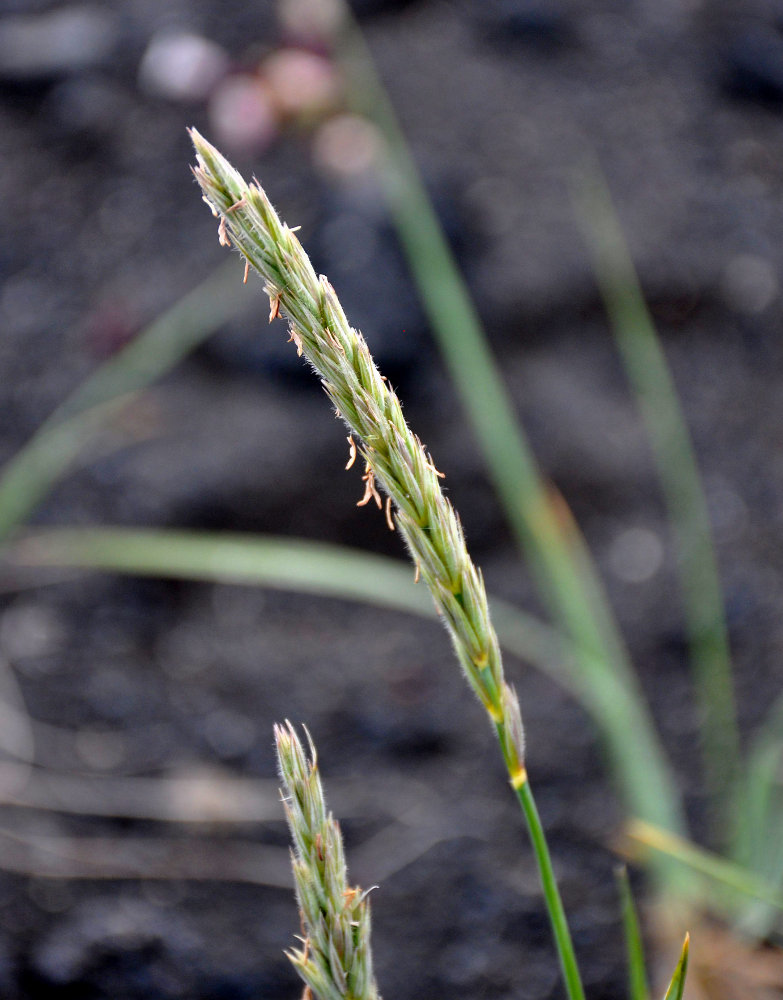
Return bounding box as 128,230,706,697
315,832,324,862
226,196,247,213
324,328,346,356
357,463,382,509
385,495,395,531
414,563,420,584
341,888,358,913
345,436,357,470
288,329,302,358
302,989,313,1000
269,293,281,323
243,260,249,284
356,478,376,507
218,216,231,247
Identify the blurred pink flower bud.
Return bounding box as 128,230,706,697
138,31,229,102
277,0,343,47
207,74,279,153
312,114,384,180
264,47,341,119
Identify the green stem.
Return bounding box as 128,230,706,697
507,756,586,1000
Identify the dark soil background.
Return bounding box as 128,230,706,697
1,0,783,997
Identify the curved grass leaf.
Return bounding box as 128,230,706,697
0,399,134,543
0,262,256,543
1,526,571,683
627,819,783,917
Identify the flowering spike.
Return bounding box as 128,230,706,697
275,723,381,1000
191,124,524,781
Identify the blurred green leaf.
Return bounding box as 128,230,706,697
1,526,565,676
628,819,783,916
734,693,783,937
574,166,739,828
0,262,257,543
616,866,650,1000
336,4,686,848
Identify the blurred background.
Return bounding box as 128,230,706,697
1,0,783,996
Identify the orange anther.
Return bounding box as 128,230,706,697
345,436,357,470
385,496,395,531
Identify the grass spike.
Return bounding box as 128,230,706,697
275,722,380,1000
192,128,584,1000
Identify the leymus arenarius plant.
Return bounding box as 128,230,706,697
190,128,524,779
275,722,380,1000
190,129,585,1000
